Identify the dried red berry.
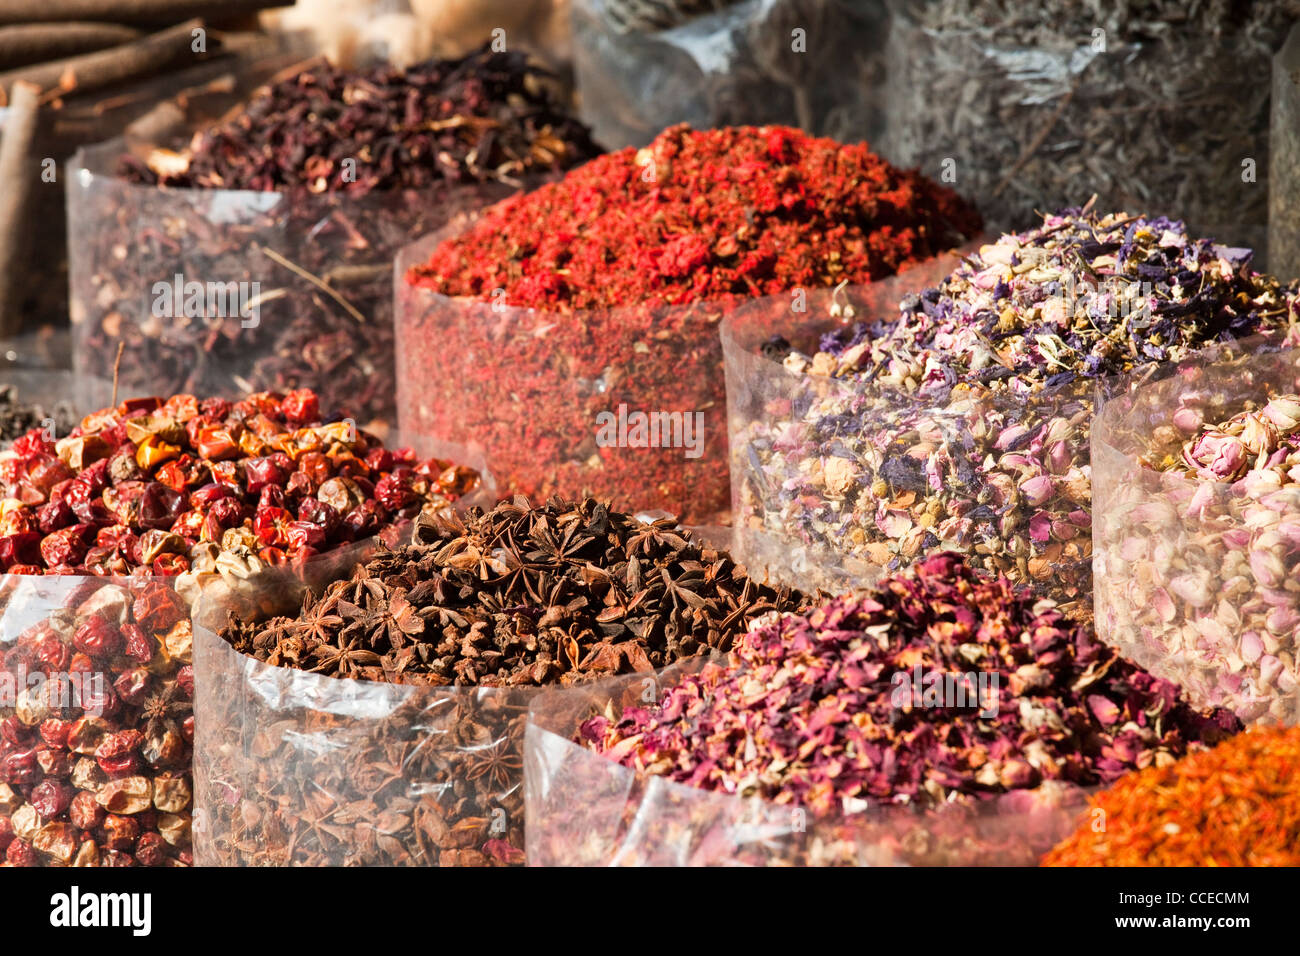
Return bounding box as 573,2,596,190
68,791,104,831
30,781,72,819
5,837,36,866
71,616,123,659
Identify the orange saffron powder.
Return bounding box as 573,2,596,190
1043,726,1300,866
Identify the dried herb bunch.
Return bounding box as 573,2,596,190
883,0,1300,235
73,47,601,431
199,497,804,866
581,552,1240,815
1044,726,1300,866
0,388,478,576
735,206,1298,611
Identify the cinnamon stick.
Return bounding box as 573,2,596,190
0,22,142,70
0,18,210,101
0,81,41,337
0,1,287,27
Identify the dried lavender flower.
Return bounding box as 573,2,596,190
729,205,1299,612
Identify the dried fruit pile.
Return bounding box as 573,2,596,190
1,578,195,867
399,124,980,521
199,497,805,866
77,48,601,430
735,206,1297,609
580,553,1239,815
0,388,478,576
1044,726,1300,866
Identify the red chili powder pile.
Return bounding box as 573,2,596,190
406,124,982,308
1043,726,1300,866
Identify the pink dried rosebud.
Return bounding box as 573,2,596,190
1019,474,1055,506
1183,432,1248,481
1261,396,1300,431
1172,405,1204,432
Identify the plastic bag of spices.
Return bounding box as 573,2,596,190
571,0,886,150
68,141,516,441
190,497,806,866
880,0,1294,245
726,209,1297,616
66,51,600,438
524,665,1091,867
0,532,421,868
1093,335,1300,727
525,552,1240,866
395,229,735,523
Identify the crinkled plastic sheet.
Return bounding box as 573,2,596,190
572,0,886,149
67,138,519,438
396,224,735,524
1093,336,1300,726
525,663,1090,866
192,611,533,867
881,1,1279,244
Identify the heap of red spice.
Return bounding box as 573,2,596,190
406,124,981,308
1043,726,1300,866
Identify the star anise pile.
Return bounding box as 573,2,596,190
219,496,807,686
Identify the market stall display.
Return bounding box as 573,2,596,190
0,386,480,866
525,552,1239,866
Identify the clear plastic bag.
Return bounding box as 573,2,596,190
191,605,534,867
882,1,1287,245
0,574,195,867
68,138,517,438
0,526,423,868
721,253,1106,600
571,0,886,149
524,663,1090,866
395,226,734,523
1093,336,1300,726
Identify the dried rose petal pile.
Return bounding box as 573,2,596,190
0,388,478,576
581,553,1240,816
736,206,1297,609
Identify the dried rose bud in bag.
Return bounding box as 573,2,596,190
1093,337,1300,725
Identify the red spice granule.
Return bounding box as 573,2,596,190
407,124,982,309
1043,726,1300,866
